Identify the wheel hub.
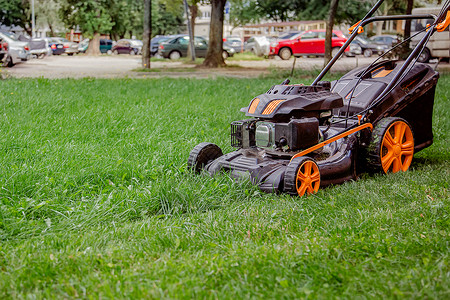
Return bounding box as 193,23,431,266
394,144,401,156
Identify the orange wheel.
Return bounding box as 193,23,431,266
368,117,414,174
284,157,321,196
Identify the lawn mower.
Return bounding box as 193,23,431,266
188,0,450,197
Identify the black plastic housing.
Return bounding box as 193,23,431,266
275,118,319,150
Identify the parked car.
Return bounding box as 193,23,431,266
17,35,49,59
78,38,89,53
346,43,363,57
50,37,79,55
224,36,243,53
370,34,399,47
151,35,172,56
43,38,65,55
0,37,6,63
245,36,274,56
411,7,449,62
78,38,113,54
158,35,235,59
269,30,349,60
112,39,143,55
352,36,389,57
0,31,30,67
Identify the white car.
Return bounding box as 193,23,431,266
0,31,31,67
245,36,274,56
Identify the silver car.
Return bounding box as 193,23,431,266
0,31,31,67
52,37,79,55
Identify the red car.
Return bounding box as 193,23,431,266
269,30,349,60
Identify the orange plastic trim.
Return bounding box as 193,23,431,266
357,115,362,125
248,98,260,114
262,99,285,115
290,123,373,162
380,121,414,173
373,69,393,78
349,20,364,34
437,10,450,32
296,160,320,196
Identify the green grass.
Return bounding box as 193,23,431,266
228,52,266,61
0,74,448,298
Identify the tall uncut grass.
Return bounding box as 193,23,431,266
0,73,448,298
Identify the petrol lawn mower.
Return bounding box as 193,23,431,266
188,0,450,197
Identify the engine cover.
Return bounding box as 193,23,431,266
242,83,343,122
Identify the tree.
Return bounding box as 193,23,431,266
324,0,340,67
152,1,184,36
109,0,143,41
142,0,151,69
0,0,32,35
255,0,298,22
35,0,64,37
61,0,114,55
202,0,226,67
228,0,260,35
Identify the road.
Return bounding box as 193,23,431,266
3,54,445,79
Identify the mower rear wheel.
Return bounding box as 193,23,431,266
188,142,223,173
284,157,321,197
367,117,414,174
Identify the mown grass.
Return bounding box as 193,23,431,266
0,73,448,298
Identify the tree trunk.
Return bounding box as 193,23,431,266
203,0,226,68
190,5,198,37
86,32,101,55
187,4,198,59
48,22,55,37
324,0,339,67
142,0,152,69
403,0,414,44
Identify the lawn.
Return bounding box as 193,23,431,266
0,73,448,298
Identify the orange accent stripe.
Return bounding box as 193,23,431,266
248,98,260,114
290,123,373,162
373,69,393,78
262,100,285,115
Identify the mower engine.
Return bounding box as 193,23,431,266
231,81,343,153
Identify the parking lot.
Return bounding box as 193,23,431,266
3,54,379,79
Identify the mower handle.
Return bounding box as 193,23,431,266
312,13,437,86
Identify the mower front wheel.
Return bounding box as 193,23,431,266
284,157,321,197
188,142,223,173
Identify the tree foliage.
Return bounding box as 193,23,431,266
228,0,260,32
245,0,372,25
255,0,299,22
109,0,143,40
61,0,114,38
0,0,31,34
152,0,184,36
291,0,372,24
35,0,64,36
